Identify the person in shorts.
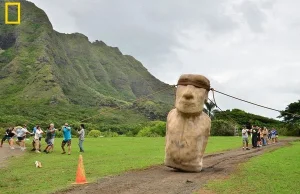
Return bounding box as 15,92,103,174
271,128,276,143
242,126,250,150
268,129,272,140
15,125,31,151
7,128,16,149
44,123,56,154
61,123,72,155
0,128,10,147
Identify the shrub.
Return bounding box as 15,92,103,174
126,131,134,137
101,131,119,137
0,128,5,136
211,120,235,136
55,130,63,138
137,121,166,137
137,127,160,137
278,123,300,136
87,130,101,138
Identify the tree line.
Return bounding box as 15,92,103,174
204,100,300,136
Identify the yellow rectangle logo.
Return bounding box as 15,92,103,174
5,2,21,25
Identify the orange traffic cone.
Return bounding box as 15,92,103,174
72,154,88,184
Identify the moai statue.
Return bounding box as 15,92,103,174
164,74,211,172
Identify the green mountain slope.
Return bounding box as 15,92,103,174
0,0,174,129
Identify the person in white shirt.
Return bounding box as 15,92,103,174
242,126,250,150
34,126,44,153
15,125,31,151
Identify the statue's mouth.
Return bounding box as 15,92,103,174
180,100,195,107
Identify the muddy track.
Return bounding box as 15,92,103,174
57,137,299,194
0,144,24,168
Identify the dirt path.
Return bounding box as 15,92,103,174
57,137,299,194
0,144,24,168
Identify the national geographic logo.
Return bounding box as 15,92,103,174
5,2,21,25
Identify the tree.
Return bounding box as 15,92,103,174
211,120,235,136
204,101,219,119
278,100,300,123
213,108,284,130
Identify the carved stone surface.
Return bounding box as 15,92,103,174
164,74,211,172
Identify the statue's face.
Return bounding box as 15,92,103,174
175,85,208,114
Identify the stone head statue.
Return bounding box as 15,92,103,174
164,74,211,172
175,74,210,114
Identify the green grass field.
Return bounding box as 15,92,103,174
205,141,300,194
0,136,241,194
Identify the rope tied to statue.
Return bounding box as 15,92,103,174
210,88,300,118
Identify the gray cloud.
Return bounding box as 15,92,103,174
29,0,237,63
28,0,300,119
239,1,267,32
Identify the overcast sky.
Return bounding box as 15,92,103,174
28,0,300,119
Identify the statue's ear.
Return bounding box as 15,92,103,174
205,90,209,100
174,85,177,103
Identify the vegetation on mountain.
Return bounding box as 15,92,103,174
214,107,300,136
214,109,282,128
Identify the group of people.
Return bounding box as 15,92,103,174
0,123,86,154
242,126,279,150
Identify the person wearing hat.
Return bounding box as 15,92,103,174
61,123,72,155
165,74,211,172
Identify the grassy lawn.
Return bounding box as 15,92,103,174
205,141,300,194
0,136,241,194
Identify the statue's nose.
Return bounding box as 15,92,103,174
183,86,194,100
183,93,193,100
